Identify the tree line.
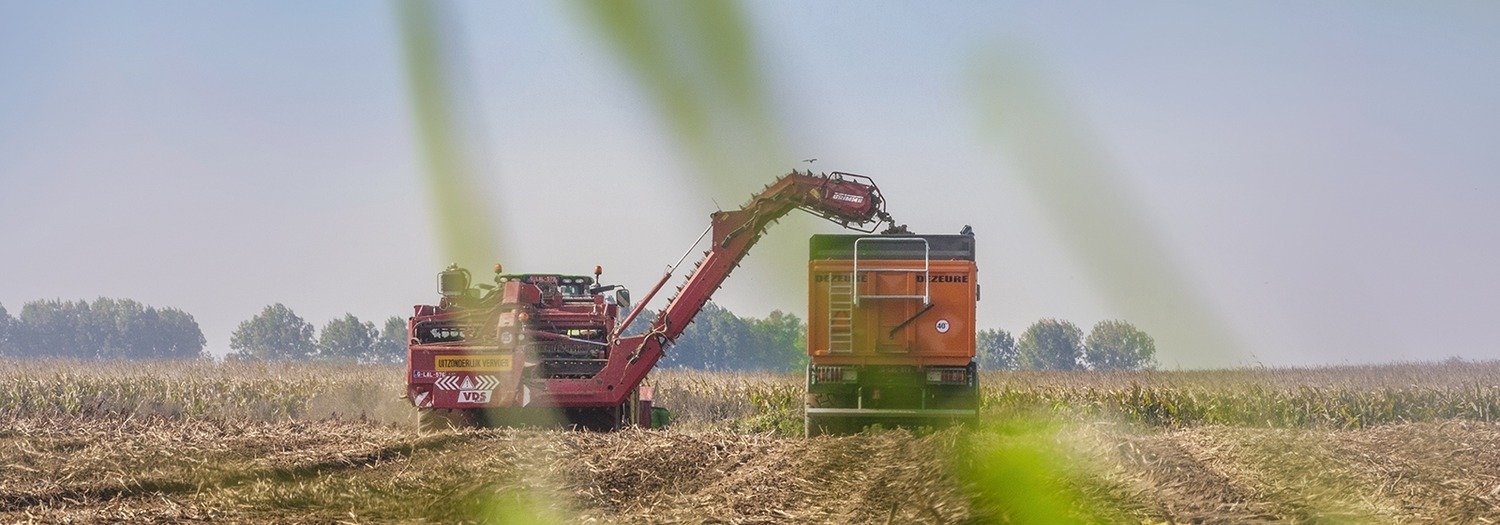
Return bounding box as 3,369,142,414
628,302,807,373
0,298,207,359
0,298,1155,371
227,304,405,364
234,301,807,369
977,318,1157,371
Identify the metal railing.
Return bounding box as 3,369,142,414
852,237,931,306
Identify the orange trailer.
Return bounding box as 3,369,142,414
804,232,979,435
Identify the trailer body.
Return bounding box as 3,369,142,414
805,233,979,435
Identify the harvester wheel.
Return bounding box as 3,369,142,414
418,408,478,433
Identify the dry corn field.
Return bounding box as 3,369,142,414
4,360,1500,523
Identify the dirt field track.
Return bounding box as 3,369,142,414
4,415,1500,524
5,361,1500,523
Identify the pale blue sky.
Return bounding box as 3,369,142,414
2,2,1497,367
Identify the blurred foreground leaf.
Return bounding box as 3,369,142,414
970,49,1245,368
396,0,502,269
570,0,785,194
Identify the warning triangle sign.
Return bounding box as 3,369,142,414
460,376,475,390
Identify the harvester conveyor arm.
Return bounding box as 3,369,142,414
545,171,897,407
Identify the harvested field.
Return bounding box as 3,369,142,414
0,416,973,524
4,360,1500,523
5,416,1500,523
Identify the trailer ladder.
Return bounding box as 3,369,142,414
828,280,854,354
825,237,932,354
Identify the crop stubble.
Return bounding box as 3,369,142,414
4,360,1500,523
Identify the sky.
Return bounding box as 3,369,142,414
1,2,1497,368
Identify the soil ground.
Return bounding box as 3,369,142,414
4,416,1499,524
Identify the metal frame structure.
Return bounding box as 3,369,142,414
406,171,899,427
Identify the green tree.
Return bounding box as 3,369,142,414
667,302,750,370
89,298,205,360
748,310,807,372
96,298,206,360
153,307,209,360
228,304,316,361
88,297,140,360
623,308,655,337
1016,319,1083,371
17,299,93,358
5,298,205,360
977,328,1017,371
626,303,807,372
371,316,408,364
317,313,378,362
1083,320,1157,371
0,303,11,356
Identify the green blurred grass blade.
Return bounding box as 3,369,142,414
568,0,811,376
395,4,563,523
570,0,784,193
969,49,1245,368
396,0,502,269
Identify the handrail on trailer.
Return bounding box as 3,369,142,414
851,237,931,306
